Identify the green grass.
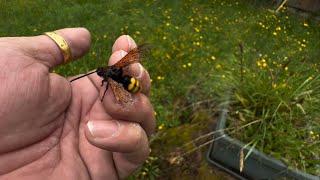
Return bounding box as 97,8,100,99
1,0,319,178
226,48,320,176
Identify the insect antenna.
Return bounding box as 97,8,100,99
70,70,97,82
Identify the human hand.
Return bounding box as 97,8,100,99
0,28,155,180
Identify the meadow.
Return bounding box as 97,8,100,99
1,0,319,179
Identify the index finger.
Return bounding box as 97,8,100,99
110,35,151,96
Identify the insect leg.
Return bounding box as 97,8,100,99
101,80,105,87
101,81,109,102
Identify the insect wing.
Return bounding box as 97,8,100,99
108,78,133,105
113,44,149,68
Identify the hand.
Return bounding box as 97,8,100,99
0,28,155,180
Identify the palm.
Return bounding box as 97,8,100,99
62,75,135,180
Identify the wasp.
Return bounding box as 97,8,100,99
70,44,149,104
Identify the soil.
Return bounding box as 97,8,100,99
151,111,235,180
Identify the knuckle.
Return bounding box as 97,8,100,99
49,74,72,108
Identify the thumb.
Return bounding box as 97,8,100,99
1,27,91,68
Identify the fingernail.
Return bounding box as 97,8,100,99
131,63,144,79
119,50,127,58
87,120,120,139
136,63,144,79
126,35,135,50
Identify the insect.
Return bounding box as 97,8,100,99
70,44,149,104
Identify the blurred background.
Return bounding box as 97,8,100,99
1,0,319,179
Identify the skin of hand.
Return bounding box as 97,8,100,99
0,28,155,180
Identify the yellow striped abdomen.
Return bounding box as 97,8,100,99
127,77,140,93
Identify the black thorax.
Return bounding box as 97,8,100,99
96,66,129,86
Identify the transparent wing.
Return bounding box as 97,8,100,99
113,44,150,68
108,79,133,105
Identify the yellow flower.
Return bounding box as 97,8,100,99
284,66,288,71
182,64,187,68
280,83,287,88
103,34,107,38
257,61,262,67
211,56,216,60
262,62,267,68
194,27,200,32
215,64,222,69
135,31,140,35
163,36,167,40
257,59,268,69
276,26,281,31
272,83,277,88
303,22,309,27
273,32,277,36
166,22,170,26
158,124,164,130
187,62,192,67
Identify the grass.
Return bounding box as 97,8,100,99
226,43,320,176
1,0,319,178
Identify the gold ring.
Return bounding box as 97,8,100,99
44,31,72,63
